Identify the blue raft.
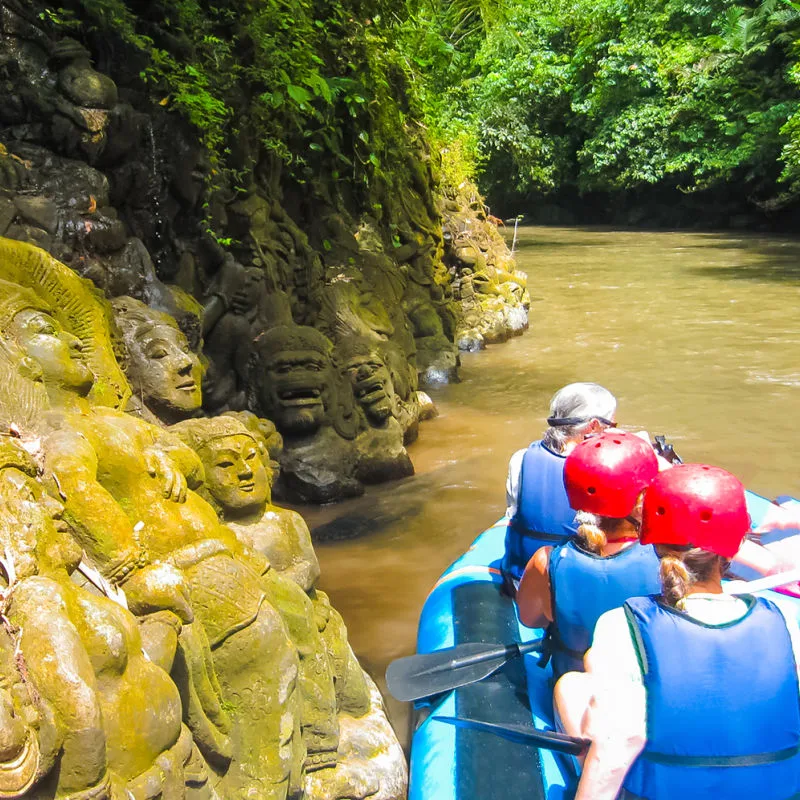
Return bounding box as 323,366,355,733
408,491,800,800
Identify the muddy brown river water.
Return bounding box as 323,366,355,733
303,225,800,745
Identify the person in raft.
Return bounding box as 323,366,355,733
516,431,662,681
502,382,618,591
555,463,800,800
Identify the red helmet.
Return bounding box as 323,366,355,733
640,464,749,558
564,431,659,518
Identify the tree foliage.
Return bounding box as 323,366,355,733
55,0,421,203
397,0,800,213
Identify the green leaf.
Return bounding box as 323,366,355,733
287,84,312,105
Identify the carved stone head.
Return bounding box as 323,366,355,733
251,324,337,437
112,296,203,422
0,279,94,399
336,337,396,426
171,416,271,516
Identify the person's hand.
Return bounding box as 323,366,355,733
145,449,187,504
123,562,194,624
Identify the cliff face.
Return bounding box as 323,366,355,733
0,0,526,501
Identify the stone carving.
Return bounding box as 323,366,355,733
440,187,529,351
249,323,363,503
318,266,395,343
170,415,320,592
170,415,407,800
0,240,405,799
201,254,293,414
112,295,203,424
335,338,414,485
0,435,214,799
249,325,413,502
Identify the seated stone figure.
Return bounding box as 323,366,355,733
335,338,413,484
170,416,368,707
170,416,407,800
171,415,321,592
0,435,212,800
0,248,337,798
112,299,385,783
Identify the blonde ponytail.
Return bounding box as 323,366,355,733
659,555,693,606
656,547,731,607
575,520,607,555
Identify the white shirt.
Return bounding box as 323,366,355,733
505,447,527,518
584,593,800,745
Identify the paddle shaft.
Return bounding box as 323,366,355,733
725,567,800,595
433,716,589,756
420,639,542,676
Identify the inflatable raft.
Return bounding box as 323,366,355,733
407,491,800,800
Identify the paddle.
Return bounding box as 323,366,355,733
433,716,589,756
724,566,800,596
385,639,543,702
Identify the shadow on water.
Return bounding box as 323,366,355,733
686,260,800,284
304,452,489,541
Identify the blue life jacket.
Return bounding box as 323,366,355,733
547,540,661,679
621,595,800,800
502,441,578,581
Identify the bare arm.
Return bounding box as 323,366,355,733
517,546,553,628
733,538,781,576
574,612,647,800
575,717,645,800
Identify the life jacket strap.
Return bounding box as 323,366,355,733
536,626,585,669
508,522,569,545
642,741,800,768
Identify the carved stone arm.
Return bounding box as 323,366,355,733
42,430,145,584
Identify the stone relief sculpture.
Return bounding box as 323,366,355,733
0,436,213,800
171,415,321,591
248,323,362,503
0,268,305,798
200,254,293,415
0,238,405,799
335,338,414,485
440,188,530,352
248,324,414,502
170,416,407,799
0,2,526,507
112,295,204,424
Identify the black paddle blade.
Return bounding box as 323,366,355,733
433,716,590,756
385,639,542,702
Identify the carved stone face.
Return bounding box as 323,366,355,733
262,349,330,435
9,309,93,394
201,433,271,514
0,467,82,579
343,351,395,425
126,321,202,417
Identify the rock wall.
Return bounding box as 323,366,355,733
0,0,526,502
0,5,529,798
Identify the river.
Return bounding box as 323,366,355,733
304,225,800,744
